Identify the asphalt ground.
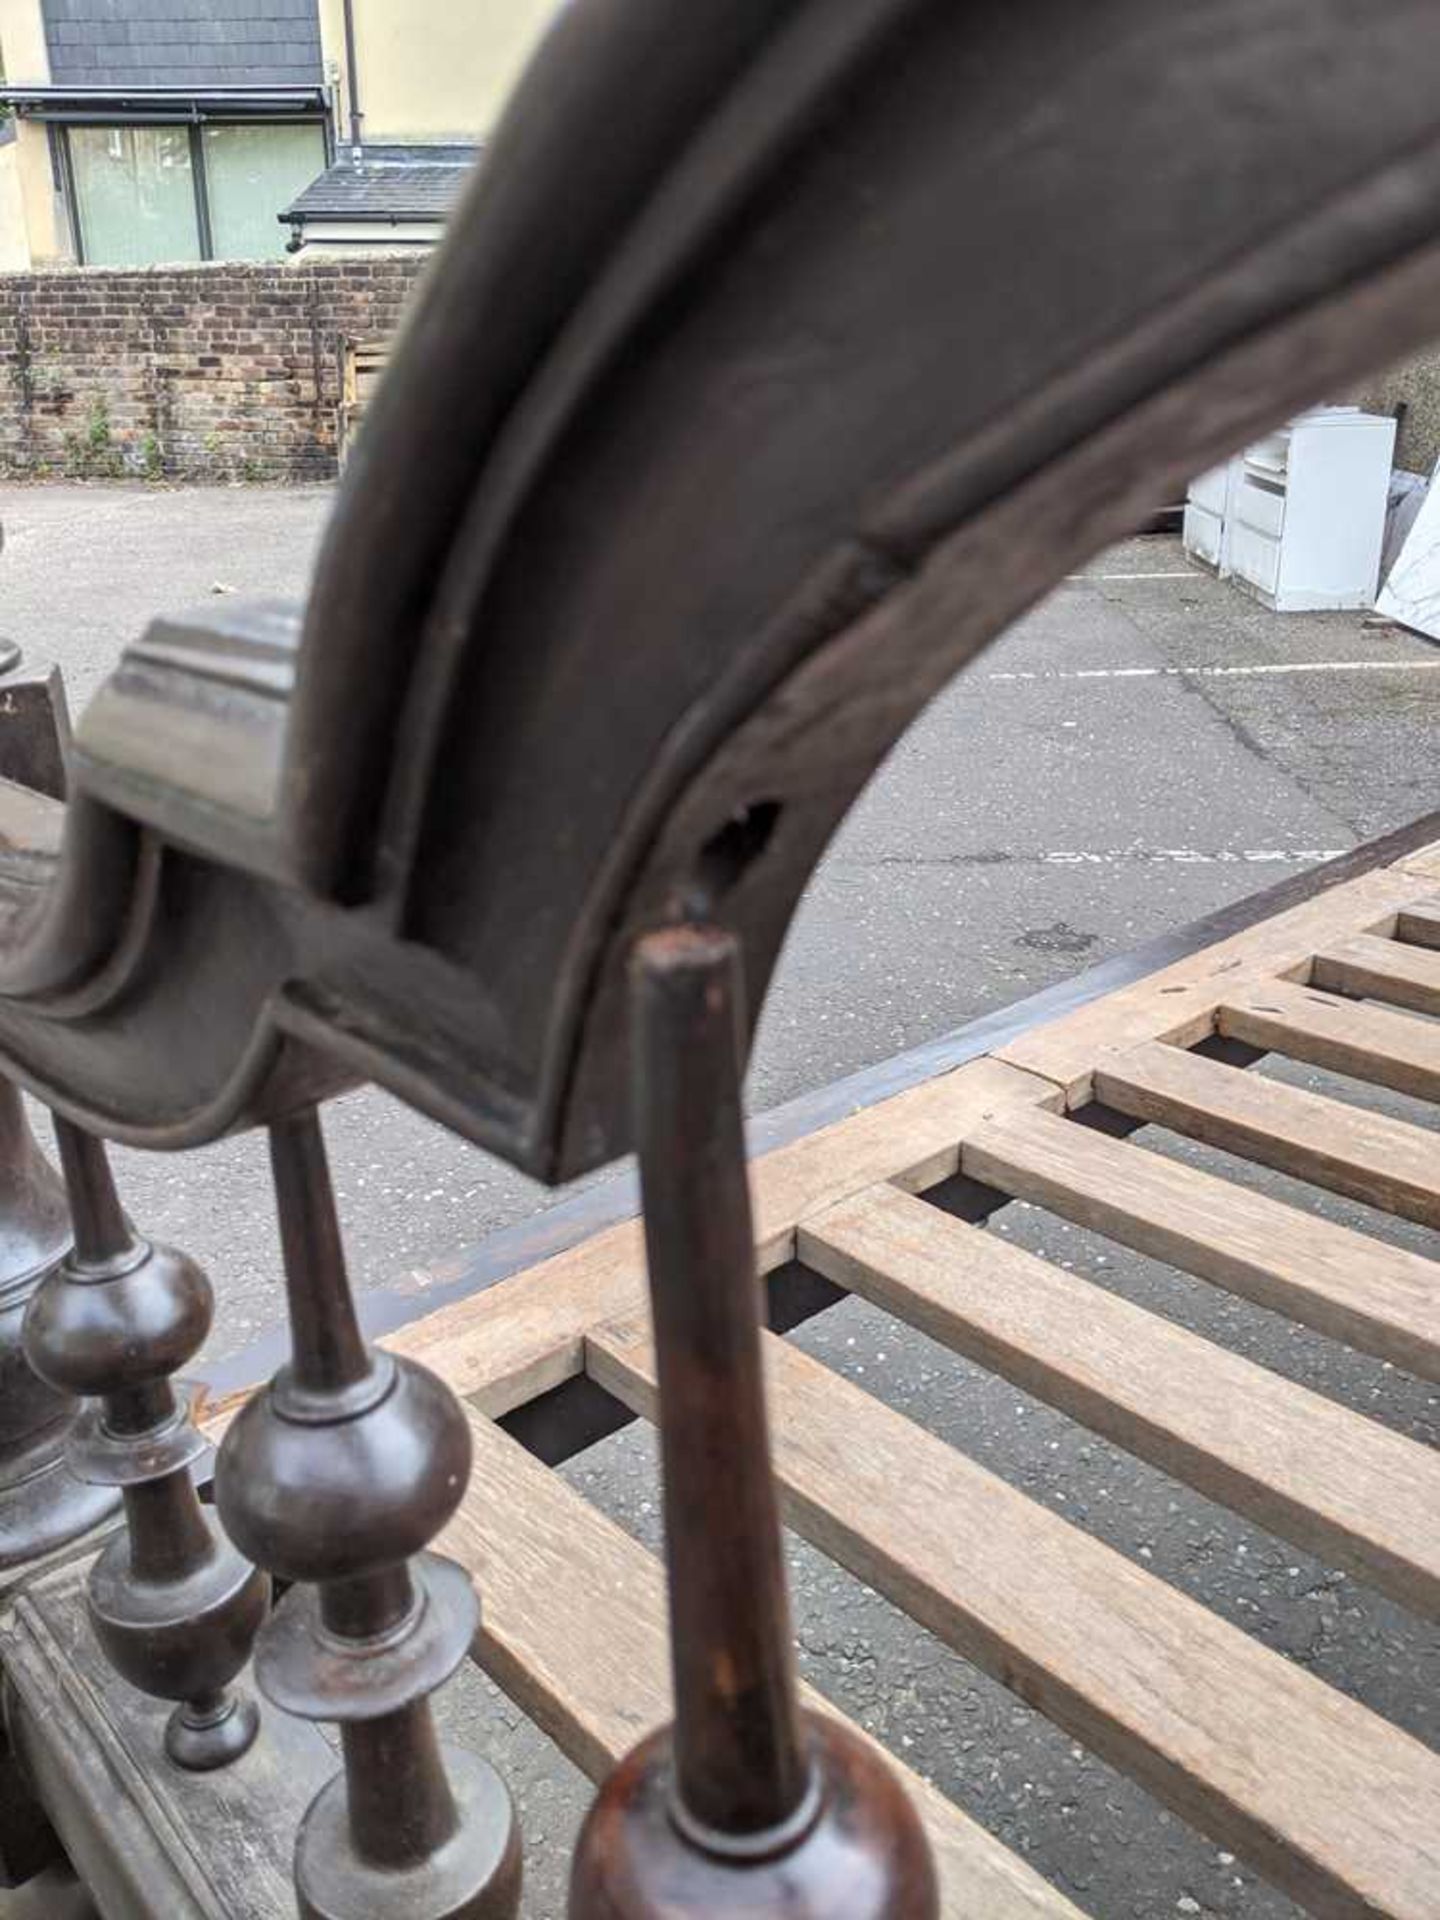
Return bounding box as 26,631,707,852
1,481,1437,1919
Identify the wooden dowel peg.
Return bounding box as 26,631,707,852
569,925,937,1918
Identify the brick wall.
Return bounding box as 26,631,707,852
0,258,427,483
1359,350,1440,476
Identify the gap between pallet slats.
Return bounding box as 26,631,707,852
1395,901,1440,948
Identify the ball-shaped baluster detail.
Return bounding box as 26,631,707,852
215,1352,471,1586
24,1238,211,1402
216,1109,521,1917
23,1124,267,1772
0,1079,119,1570
569,1697,937,1917
87,1512,269,1770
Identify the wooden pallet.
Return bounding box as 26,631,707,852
204,836,1440,1919
336,339,392,466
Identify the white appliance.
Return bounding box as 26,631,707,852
1376,459,1440,640
1182,458,1239,575
1185,408,1396,611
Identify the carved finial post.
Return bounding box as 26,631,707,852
569,926,938,1918
0,1082,118,1572
23,1118,267,1769
216,1109,521,1920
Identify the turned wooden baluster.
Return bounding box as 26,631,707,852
23,1119,268,1769
569,926,938,1918
215,1110,521,1920
0,1084,118,1571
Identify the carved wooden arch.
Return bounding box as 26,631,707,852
0,0,1437,1180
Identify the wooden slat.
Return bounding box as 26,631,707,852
800,1184,1440,1616
746,1057,1059,1269
1092,1039,1440,1227
200,1213,650,1439
1395,901,1440,949
960,1107,1440,1380
993,864,1419,1102
202,1060,1053,1437
1219,979,1440,1104
1312,930,1440,1016
440,1409,1085,1920
589,1319,1440,1920
386,1216,647,1420
1398,840,1440,881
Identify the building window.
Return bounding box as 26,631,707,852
68,125,201,266
66,120,326,266
202,123,326,260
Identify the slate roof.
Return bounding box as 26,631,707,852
42,0,323,90
283,145,477,225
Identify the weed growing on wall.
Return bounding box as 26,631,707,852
61,398,126,481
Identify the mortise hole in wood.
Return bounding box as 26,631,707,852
696,799,783,902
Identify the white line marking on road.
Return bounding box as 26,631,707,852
1036,848,1347,866
1064,570,1197,581
988,659,1440,682
851,847,1350,870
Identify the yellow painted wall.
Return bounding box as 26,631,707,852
0,0,71,265
0,122,67,267
13,119,66,263
0,138,28,269
0,0,50,86
318,0,560,145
